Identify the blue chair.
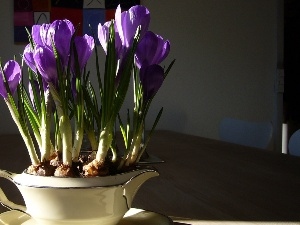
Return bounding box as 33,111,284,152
288,129,300,157
219,117,273,149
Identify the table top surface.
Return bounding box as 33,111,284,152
1,130,300,225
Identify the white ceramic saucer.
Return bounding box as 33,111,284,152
0,208,173,225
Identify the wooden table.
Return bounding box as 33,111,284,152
1,130,300,224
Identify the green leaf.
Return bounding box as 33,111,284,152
49,83,64,117
164,59,176,79
112,26,141,122
137,107,163,161
22,87,41,129
102,22,117,127
118,113,128,149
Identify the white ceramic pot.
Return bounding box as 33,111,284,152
0,167,158,225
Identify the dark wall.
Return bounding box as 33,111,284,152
284,0,300,133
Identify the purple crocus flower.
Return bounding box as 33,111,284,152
33,45,58,85
0,60,21,98
73,34,95,72
139,64,164,101
135,31,170,69
49,20,75,67
31,20,74,67
115,4,150,49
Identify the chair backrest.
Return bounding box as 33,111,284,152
288,129,300,157
219,117,273,149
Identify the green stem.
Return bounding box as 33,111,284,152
55,129,62,153
59,115,73,165
72,122,83,162
40,100,51,161
49,84,72,165
86,130,98,151
72,76,84,162
34,133,42,153
125,125,143,166
5,100,39,165
40,120,49,161
96,126,113,162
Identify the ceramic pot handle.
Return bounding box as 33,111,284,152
0,169,27,212
123,169,159,209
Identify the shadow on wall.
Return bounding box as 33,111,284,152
219,117,273,150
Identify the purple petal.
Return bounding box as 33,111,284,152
73,34,95,71
135,31,158,68
116,4,150,49
33,45,58,85
135,31,170,69
4,61,22,95
98,21,111,54
115,29,123,57
50,19,75,67
31,25,43,46
139,64,164,101
153,36,170,65
98,21,123,58
23,44,37,73
115,5,124,46
28,80,39,106
0,60,22,98
39,23,51,46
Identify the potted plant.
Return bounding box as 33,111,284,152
0,4,174,225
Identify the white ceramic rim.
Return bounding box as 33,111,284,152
11,167,158,188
